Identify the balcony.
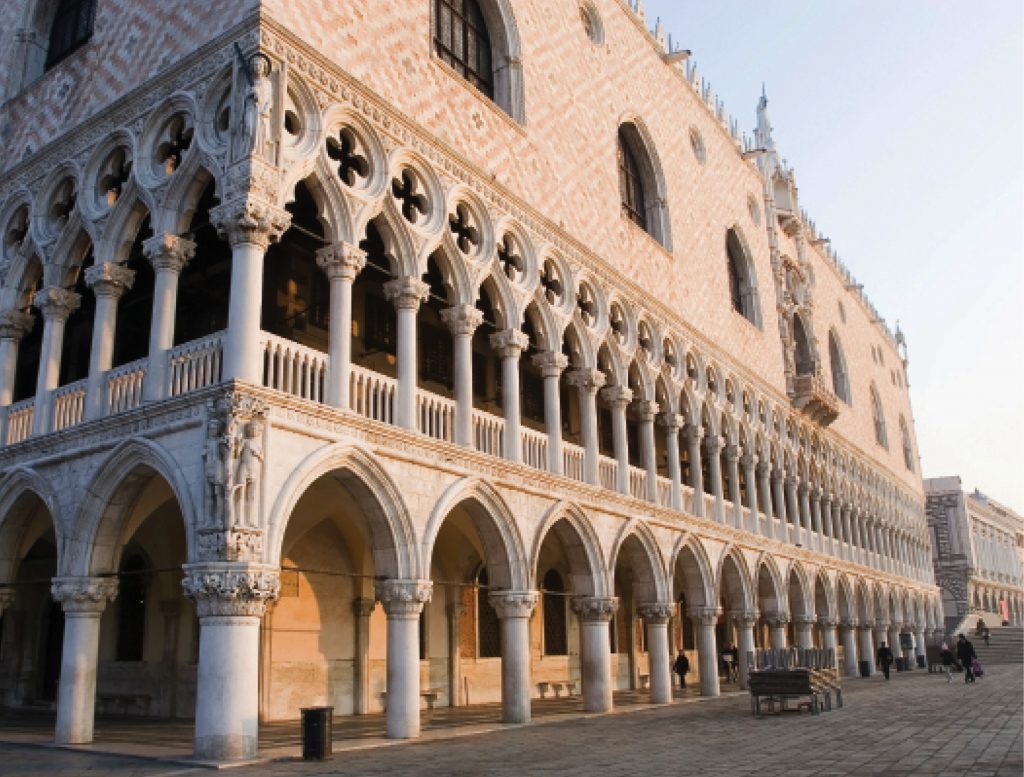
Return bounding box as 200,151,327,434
791,373,840,427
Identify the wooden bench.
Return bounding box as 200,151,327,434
537,680,578,699
748,669,829,717
379,688,445,710
97,693,151,716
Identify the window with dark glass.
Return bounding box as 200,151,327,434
542,569,567,656
871,386,888,448
900,417,914,471
829,330,851,404
46,0,97,70
618,129,647,229
434,0,494,98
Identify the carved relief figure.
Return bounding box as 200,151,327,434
233,416,264,529
241,53,274,160
201,417,229,529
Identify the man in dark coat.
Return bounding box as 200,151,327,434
876,641,894,680
956,634,977,683
673,651,691,689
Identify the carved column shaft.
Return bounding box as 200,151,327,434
489,591,538,723
571,596,617,713
32,287,81,435
534,351,568,474
84,262,135,420
491,329,529,463
383,278,430,431
567,369,605,485
142,234,196,401
317,242,366,410
443,305,483,447
375,579,432,738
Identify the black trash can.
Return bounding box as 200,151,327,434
895,657,906,672
916,655,926,669
301,706,333,760
859,660,872,678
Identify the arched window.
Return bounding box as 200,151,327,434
726,228,760,327
46,0,97,70
870,384,888,448
616,123,670,248
116,554,148,661
900,416,914,471
434,0,494,98
476,568,501,658
542,569,567,656
618,128,647,230
792,314,814,376
829,330,851,404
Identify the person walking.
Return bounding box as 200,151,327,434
956,634,977,684
939,641,956,683
876,641,894,680
673,651,691,689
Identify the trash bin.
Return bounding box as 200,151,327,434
895,657,906,672
301,706,333,760
916,655,926,669
859,660,871,678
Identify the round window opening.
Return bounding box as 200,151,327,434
689,127,706,164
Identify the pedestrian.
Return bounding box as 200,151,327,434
876,641,894,680
956,634,977,684
981,627,990,647
673,650,691,689
939,641,955,683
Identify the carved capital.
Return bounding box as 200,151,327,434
142,233,196,273
84,262,135,298
703,435,722,455
316,242,366,282
571,595,618,622
688,606,722,626
196,527,265,562
599,385,632,409
724,443,740,463
740,452,759,469
383,277,430,311
793,614,817,627
658,412,684,432
489,328,530,358
682,423,704,446
0,309,34,342
730,609,760,628
532,350,569,378
488,590,539,619
210,198,291,249
566,368,606,394
35,287,80,322
353,597,376,618
632,399,659,423
841,617,860,629
181,563,279,618
51,576,118,614
441,304,484,337
817,615,839,628
375,578,432,617
766,612,790,629
637,602,675,624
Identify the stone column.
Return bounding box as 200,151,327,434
601,385,632,495
757,461,774,529
533,351,568,474
840,619,860,678
353,597,375,715
142,234,195,401
183,564,279,761
441,305,483,446
375,579,432,738
858,622,876,675
785,476,800,543
638,603,674,704
51,576,119,744
842,505,854,561
383,278,430,431
566,369,605,485
769,614,789,650
741,452,759,533
889,624,902,664
659,413,683,510
725,444,742,528
83,262,135,420
794,615,814,650
690,606,721,697
571,596,617,712
683,424,705,517
809,487,822,551
772,469,787,539
798,483,812,547
0,310,33,441
914,625,927,667
635,400,659,503
210,200,291,384
31,288,80,435
705,436,724,522
819,617,838,663
489,591,538,723
820,493,834,555
446,600,466,707
490,329,530,463
316,243,366,410
732,610,758,691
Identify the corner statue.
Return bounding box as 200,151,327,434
241,52,273,159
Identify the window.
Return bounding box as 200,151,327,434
618,128,647,230
542,569,567,655
434,0,494,98
726,228,761,326
46,0,97,70
829,330,851,404
870,384,888,448
792,314,814,376
900,416,914,471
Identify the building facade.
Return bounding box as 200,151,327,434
0,0,940,762
925,476,1024,633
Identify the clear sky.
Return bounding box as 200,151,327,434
642,0,1024,512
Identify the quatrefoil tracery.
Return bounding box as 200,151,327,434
391,169,428,224
326,127,369,188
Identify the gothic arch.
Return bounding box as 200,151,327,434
670,534,715,607
754,553,786,616
608,518,668,603
715,546,754,612
529,501,607,597
0,466,63,583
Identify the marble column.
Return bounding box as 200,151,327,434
889,624,902,664
383,278,430,431
741,452,759,533
441,305,483,447
725,444,742,528
733,610,758,691
785,476,800,543
914,625,927,667
690,606,721,697
638,603,674,704
0,309,33,442
491,329,530,463
683,424,705,517
840,619,860,678
31,287,80,435
705,436,724,522
757,461,774,530
183,564,279,760
210,199,291,384
446,601,466,707
83,262,135,420
819,617,838,665
601,385,632,495
659,413,683,511
769,614,789,650
141,234,195,401
820,493,834,556
533,351,568,474
635,400,659,503
797,482,812,547
772,469,787,539
842,505,854,561
809,487,822,551
858,622,876,675
52,576,119,744
571,596,617,713
316,242,366,410
489,591,538,724
794,615,814,650
375,579,432,738
353,597,376,714
567,369,605,485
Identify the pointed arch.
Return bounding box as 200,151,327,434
0,467,64,583
529,501,607,597
715,546,754,612
725,226,761,327
754,553,786,616
787,562,813,618
670,534,716,607
828,329,851,404
616,116,671,249
608,518,668,603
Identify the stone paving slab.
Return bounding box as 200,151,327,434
1,663,1021,776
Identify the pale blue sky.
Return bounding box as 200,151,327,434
642,0,1024,511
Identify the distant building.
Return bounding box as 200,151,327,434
925,476,1024,632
